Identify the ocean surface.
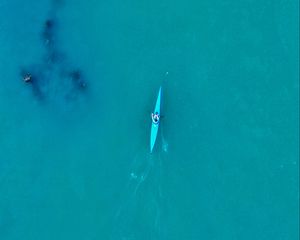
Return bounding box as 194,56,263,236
0,0,299,239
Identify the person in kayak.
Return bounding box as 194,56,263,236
151,112,160,124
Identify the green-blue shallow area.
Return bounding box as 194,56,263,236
0,0,298,239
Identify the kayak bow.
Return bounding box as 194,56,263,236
150,86,162,153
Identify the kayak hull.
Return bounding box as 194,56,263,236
150,87,162,153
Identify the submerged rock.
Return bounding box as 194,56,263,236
45,19,54,29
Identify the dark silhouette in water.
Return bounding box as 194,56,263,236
69,70,87,90
31,82,45,101
19,5,88,104
20,69,45,101
42,19,55,46
22,73,32,83
45,19,54,29
41,18,67,66
21,69,35,83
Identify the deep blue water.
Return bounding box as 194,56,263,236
0,0,299,239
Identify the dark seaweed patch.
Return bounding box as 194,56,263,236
22,4,88,105
42,19,56,46
44,48,65,65
20,68,45,100
69,70,87,90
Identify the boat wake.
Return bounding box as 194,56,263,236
112,150,164,240
112,83,167,239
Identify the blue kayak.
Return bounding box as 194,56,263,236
150,86,162,153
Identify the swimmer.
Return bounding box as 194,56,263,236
45,19,54,30
23,73,32,83
70,70,87,89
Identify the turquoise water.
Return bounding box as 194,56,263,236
0,0,299,239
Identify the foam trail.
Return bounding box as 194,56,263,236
112,152,154,239
155,152,164,239
112,135,166,239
